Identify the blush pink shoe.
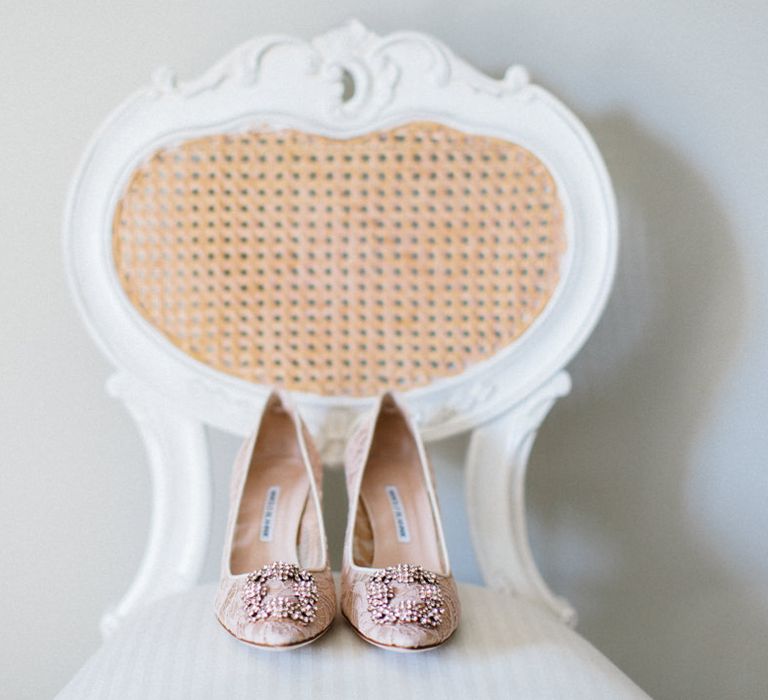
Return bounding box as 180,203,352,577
341,392,460,651
215,390,336,650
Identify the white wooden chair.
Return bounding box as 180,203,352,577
59,21,649,699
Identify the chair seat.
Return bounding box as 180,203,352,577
58,581,648,699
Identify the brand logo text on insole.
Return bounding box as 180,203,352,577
259,486,280,542
385,485,411,543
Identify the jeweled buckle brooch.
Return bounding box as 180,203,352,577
366,563,445,628
242,561,318,625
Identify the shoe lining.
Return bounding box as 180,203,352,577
230,400,321,574
355,397,444,573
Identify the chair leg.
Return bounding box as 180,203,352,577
465,370,577,625
100,373,212,637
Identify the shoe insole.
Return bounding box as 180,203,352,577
229,405,311,575
357,403,444,573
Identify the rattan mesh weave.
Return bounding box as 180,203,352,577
113,121,566,396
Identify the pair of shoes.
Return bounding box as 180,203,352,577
215,390,460,652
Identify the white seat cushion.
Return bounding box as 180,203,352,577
57,582,649,699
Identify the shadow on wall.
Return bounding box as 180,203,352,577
528,111,766,700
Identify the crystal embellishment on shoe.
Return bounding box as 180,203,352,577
242,561,319,625
366,564,446,628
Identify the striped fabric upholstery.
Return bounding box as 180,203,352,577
57,583,649,699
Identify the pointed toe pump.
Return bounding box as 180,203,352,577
341,392,460,651
215,390,336,650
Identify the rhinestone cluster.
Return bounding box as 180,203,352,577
366,564,445,628
242,562,318,625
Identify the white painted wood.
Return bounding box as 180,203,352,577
99,373,212,636
466,370,576,624
62,20,617,633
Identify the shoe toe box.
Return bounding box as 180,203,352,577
342,569,460,650
216,568,336,649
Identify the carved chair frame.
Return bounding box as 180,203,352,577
63,20,616,636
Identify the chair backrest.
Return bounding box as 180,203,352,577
64,20,616,464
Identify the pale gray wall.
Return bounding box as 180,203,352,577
2,2,767,698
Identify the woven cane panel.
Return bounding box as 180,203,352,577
113,122,566,396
